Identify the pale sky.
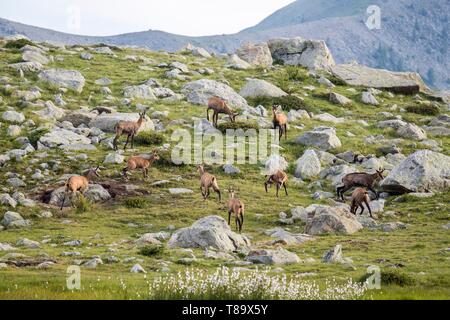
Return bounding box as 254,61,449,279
0,0,295,36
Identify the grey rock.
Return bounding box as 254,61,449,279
38,69,85,93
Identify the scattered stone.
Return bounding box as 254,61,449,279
239,78,287,98
246,247,301,265
38,69,85,93
296,127,342,150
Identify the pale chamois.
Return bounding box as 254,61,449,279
197,165,221,202
336,169,385,201
227,187,245,233
272,105,288,141
264,170,288,198
207,96,238,127
60,166,100,210
350,188,373,218
122,149,160,179
113,110,147,151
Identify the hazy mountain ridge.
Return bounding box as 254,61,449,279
0,0,448,88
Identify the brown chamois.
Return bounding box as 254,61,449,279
207,96,238,127
60,166,100,210
337,168,385,201
122,149,159,179
272,105,288,141
227,187,245,233
197,165,221,202
264,169,288,198
113,110,147,151
350,188,373,218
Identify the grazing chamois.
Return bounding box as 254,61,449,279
350,188,373,218
227,187,245,233
264,170,288,198
60,166,100,210
336,168,385,201
272,105,288,141
122,149,159,179
207,96,238,127
197,165,221,202
113,110,147,151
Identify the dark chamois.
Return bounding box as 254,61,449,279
336,168,385,201
350,188,373,218
207,96,238,127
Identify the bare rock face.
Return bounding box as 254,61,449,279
381,150,450,192
305,206,363,235
268,37,335,70
236,42,273,67
168,216,250,252
330,63,428,94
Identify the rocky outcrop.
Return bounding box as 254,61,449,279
168,216,250,252
268,37,335,70
38,69,85,93
330,63,428,94
39,128,91,148
381,150,450,192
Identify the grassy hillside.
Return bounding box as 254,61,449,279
0,40,449,300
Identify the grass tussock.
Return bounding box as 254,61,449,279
405,104,440,116
138,245,165,257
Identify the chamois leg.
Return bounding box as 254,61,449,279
145,168,149,179
60,191,67,210
240,213,244,232
276,183,280,198
206,108,210,121
359,204,365,215
214,113,219,127
284,124,287,140
131,134,135,149
113,134,120,151
123,135,131,151
228,211,232,226
368,187,378,200
337,185,351,201
283,183,288,196
364,200,373,218
122,167,129,180
264,182,269,193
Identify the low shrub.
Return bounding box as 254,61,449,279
4,39,35,49
359,269,416,287
216,121,259,133
125,197,149,209
405,104,440,116
134,131,165,146
248,95,315,113
73,195,92,214
139,245,165,257
28,128,49,148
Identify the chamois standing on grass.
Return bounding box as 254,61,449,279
336,169,385,201
197,165,221,202
227,187,245,233
113,110,147,151
272,105,288,141
122,149,160,180
60,166,100,210
350,188,373,218
207,96,238,127
264,170,288,198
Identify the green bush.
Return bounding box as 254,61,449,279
125,197,149,209
28,128,49,148
73,195,92,214
285,66,308,82
359,269,416,287
405,104,440,116
134,131,165,146
138,245,165,257
4,39,35,49
216,121,259,133
248,95,315,113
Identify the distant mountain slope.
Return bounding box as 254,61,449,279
0,0,448,89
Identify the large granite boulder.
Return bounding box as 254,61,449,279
236,42,273,67
123,84,157,100
168,216,250,252
268,37,335,70
245,247,301,265
239,78,287,98
89,113,155,132
330,63,428,94
38,69,85,93
49,184,111,208
225,54,251,70
182,79,248,109
295,127,342,150
381,150,450,192
305,206,363,235
39,128,91,148
295,149,321,179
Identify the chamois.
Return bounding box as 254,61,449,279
60,166,100,210
113,110,147,151
336,168,385,201
264,170,288,198
227,187,245,233
350,188,373,218
197,165,221,202
122,149,159,179
207,96,238,127
272,105,288,141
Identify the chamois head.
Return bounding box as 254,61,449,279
272,105,282,113
196,164,205,174
375,168,385,182
138,109,147,122
151,149,160,161
229,112,239,123
228,187,236,199
84,166,100,180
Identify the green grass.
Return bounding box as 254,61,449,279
0,39,449,300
